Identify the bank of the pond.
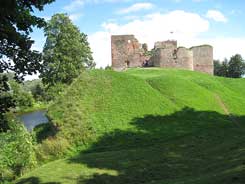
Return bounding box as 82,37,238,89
15,102,48,115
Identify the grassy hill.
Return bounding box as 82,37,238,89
16,68,245,184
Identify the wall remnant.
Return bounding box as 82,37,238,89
111,35,214,75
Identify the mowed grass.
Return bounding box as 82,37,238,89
16,68,245,184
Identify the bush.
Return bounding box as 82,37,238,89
0,119,36,182
33,123,57,143
36,137,70,162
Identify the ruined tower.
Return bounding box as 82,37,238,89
191,45,214,75
111,35,146,71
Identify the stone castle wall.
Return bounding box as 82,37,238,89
191,45,213,75
176,47,193,70
111,35,213,75
152,41,177,67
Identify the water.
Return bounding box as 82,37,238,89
18,110,49,131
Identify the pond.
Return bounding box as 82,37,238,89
18,110,49,131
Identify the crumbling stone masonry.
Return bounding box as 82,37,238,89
111,35,214,75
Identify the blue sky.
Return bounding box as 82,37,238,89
30,0,245,72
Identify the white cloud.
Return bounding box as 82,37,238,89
206,10,227,23
41,16,51,21
64,0,85,12
64,0,132,12
118,3,154,14
206,38,245,60
88,31,112,68
69,13,83,21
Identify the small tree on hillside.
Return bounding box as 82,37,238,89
215,59,229,77
41,13,95,86
214,60,222,76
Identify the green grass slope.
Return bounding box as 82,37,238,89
17,69,245,184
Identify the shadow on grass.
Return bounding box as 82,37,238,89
72,107,245,184
17,107,245,184
16,177,60,184
33,123,58,143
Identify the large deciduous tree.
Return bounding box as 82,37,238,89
0,0,54,79
0,0,54,131
41,13,95,86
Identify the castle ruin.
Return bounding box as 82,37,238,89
111,35,214,75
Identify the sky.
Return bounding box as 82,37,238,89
29,0,245,79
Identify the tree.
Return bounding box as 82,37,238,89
0,0,54,131
105,65,112,70
214,55,245,78
0,75,15,132
213,60,221,76
227,54,245,78
41,13,95,86
0,0,54,79
142,43,148,52
214,59,229,77
10,80,34,108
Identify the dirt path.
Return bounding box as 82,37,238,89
214,94,230,115
214,93,239,126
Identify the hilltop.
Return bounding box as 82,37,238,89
17,68,245,184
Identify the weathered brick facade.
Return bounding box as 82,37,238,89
111,35,213,75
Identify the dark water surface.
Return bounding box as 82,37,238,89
18,110,49,131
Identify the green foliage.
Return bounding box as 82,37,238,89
33,123,57,144
41,13,95,86
214,54,245,78
214,59,228,76
32,84,45,101
105,65,112,70
0,0,54,131
44,83,67,101
0,0,54,79
142,43,148,52
0,118,36,182
9,81,34,108
47,69,245,151
36,137,70,162
23,80,46,102
228,54,245,78
16,69,245,184
0,74,15,132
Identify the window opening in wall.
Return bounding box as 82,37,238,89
173,49,177,59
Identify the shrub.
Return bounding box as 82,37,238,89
36,137,70,162
0,119,36,181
